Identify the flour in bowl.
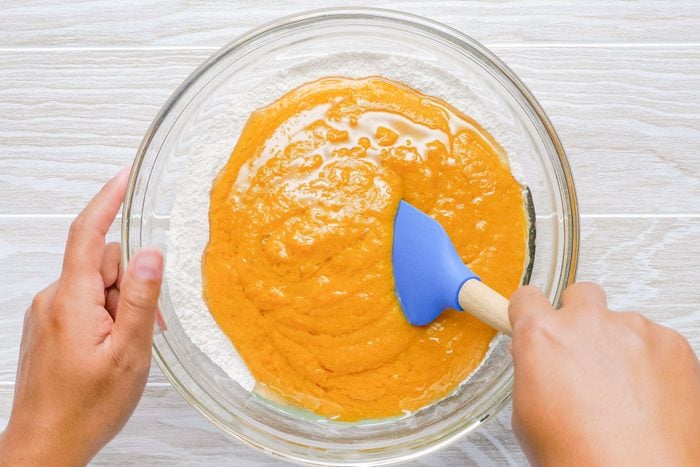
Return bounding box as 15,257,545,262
165,51,518,392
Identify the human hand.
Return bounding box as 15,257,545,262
0,167,164,466
509,283,700,466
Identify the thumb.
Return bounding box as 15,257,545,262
113,248,164,352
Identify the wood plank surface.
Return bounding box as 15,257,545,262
2,1,698,48
0,385,529,466
1,1,699,465
1,47,698,215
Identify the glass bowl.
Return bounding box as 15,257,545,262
122,7,578,465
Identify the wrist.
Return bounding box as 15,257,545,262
0,417,90,467
0,431,7,467
0,428,20,467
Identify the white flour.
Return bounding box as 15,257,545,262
165,52,515,393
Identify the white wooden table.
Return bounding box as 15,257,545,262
1,1,698,465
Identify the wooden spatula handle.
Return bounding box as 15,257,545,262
458,280,512,336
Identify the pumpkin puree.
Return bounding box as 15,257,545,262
204,77,527,421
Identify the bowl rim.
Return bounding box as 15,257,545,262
121,6,579,465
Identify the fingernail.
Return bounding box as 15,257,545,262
155,308,168,334
133,249,163,280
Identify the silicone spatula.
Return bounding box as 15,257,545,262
392,200,512,334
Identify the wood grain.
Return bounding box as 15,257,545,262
502,48,700,216
1,2,699,465
1,47,698,215
0,385,528,466
0,50,204,215
1,216,697,385
1,1,698,48
458,280,512,335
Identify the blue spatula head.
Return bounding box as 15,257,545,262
392,200,480,326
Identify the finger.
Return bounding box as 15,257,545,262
561,282,607,310
105,286,120,319
61,166,130,294
111,249,164,353
509,285,554,329
100,242,122,288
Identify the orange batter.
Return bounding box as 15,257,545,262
203,76,527,421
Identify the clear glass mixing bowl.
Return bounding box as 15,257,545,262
122,8,578,465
